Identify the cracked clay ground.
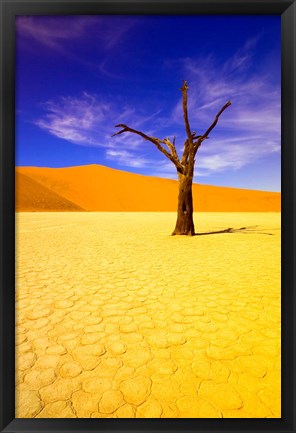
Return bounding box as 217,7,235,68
15,212,281,418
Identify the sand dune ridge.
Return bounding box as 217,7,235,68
16,164,280,212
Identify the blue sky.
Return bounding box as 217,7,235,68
15,15,281,191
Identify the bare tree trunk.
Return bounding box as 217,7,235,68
172,172,195,236
113,82,231,236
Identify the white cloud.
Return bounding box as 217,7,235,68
35,93,114,146
105,149,152,168
16,16,135,51
35,93,163,152
193,135,280,179
16,16,94,50
34,35,280,180
16,16,138,78
168,37,280,178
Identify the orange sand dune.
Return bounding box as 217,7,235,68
16,164,280,212
16,172,85,211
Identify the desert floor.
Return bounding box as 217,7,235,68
15,212,281,418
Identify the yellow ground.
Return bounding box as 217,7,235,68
15,212,281,418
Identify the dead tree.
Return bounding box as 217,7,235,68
112,81,231,235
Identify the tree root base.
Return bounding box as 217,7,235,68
171,231,195,236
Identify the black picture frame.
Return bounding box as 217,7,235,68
0,1,295,432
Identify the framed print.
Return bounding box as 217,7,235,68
0,0,295,432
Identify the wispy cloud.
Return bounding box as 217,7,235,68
194,136,280,178
16,16,137,77
168,37,280,178
35,92,162,152
16,16,135,51
105,149,152,168
105,149,178,178
221,35,261,76
34,35,280,180
34,91,181,174
35,93,112,146
16,16,93,50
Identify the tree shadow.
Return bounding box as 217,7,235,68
195,225,274,236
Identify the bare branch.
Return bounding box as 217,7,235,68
162,137,180,162
181,81,193,144
112,124,169,156
112,124,185,174
201,101,231,140
193,101,231,153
